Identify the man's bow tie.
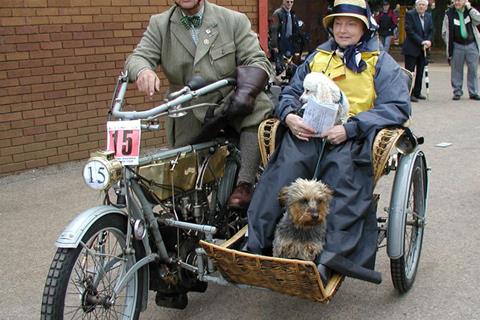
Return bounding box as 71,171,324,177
180,15,202,30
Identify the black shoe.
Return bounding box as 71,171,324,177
469,94,480,100
414,94,427,100
453,95,461,101
410,95,418,103
317,264,331,287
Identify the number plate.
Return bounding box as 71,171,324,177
83,159,110,190
107,120,141,165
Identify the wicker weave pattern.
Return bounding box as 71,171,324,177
372,128,404,184
200,239,344,303
258,118,282,167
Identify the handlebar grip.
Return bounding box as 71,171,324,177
225,78,236,86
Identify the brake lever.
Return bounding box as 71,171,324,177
166,87,190,101
141,123,160,131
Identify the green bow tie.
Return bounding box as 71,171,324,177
180,15,202,30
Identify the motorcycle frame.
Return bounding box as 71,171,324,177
55,72,242,310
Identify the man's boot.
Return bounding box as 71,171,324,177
227,127,260,209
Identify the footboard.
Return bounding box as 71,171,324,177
199,226,344,303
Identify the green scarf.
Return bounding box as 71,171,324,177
180,15,202,30
457,9,468,39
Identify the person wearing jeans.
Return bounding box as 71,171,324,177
375,1,398,53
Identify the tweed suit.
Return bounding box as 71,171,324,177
125,1,273,147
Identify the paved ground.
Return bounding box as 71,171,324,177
1,62,480,319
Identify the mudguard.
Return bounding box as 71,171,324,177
55,205,150,311
387,150,428,259
55,205,127,248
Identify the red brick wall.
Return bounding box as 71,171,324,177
0,0,259,175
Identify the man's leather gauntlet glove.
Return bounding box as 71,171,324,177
224,65,269,120
190,66,268,145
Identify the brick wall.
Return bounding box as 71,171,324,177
0,0,259,175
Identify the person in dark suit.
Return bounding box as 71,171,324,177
269,0,303,75
402,0,434,102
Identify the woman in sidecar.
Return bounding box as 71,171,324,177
246,0,411,285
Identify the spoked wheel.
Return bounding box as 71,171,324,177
41,214,144,319
390,153,427,293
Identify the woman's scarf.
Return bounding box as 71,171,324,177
333,37,370,73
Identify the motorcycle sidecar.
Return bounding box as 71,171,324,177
200,122,429,302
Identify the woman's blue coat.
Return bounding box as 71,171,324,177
246,37,411,283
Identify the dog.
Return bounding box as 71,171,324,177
272,178,333,261
299,72,349,125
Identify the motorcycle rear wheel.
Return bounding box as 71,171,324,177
41,214,143,320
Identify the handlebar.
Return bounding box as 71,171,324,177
110,72,236,121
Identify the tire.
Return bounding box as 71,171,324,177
390,153,427,293
41,214,144,319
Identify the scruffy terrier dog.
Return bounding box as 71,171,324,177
272,178,333,261
299,72,350,125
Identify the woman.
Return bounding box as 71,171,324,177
246,0,411,284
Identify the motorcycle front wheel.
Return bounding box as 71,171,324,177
41,214,144,320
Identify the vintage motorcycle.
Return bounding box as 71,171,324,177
41,69,429,319
41,72,249,319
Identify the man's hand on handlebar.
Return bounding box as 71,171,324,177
136,69,160,97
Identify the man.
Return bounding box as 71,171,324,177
402,0,434,102
442,0,480,100
125,0,274,209
269,0,303,75
375,1,398,53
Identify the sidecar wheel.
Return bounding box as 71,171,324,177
390,153,427,293
41,214,144,320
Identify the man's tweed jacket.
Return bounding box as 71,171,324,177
125,1,273,146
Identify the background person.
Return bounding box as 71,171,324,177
375,1,398,52
124,0,274,209
246,0,411,285
402,0,434,103
442,0,480,100
269,0,303,75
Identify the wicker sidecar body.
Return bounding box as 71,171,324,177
198,122,429,303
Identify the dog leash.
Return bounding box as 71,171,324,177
312,139,327,179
